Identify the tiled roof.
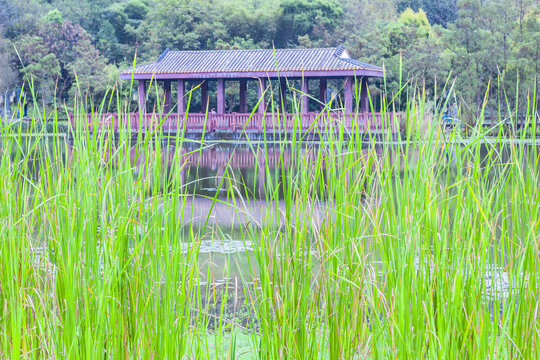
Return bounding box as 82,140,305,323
121,46,383,78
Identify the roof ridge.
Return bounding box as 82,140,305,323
167,47,337,54
338,57,383,70
157,48,170,62
333,45,346,57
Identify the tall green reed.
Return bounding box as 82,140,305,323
0,76,538,359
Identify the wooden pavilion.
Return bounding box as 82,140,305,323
72,46,396,134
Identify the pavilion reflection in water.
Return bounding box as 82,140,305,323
67,143,385,227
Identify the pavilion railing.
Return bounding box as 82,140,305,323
69,111,399,133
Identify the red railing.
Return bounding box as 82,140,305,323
69,111,399,133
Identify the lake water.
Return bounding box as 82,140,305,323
7,137,540,303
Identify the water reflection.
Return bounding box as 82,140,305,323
10,137,539,296
67,141,386,198
142,143,382,228
22,139,540,233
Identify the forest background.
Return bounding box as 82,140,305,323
0,0,538,120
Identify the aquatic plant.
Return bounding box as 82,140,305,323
0,78,538,359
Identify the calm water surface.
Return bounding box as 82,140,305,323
6,137,540,293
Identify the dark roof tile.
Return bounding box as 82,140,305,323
122,47,383,77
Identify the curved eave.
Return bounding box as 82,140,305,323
119,69,384,81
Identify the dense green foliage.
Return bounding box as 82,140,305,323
0,84,538,358
0,0,538,116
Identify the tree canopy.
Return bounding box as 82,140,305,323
0,0,537,113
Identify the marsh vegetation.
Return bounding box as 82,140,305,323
0,80,539,359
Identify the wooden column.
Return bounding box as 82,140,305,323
177,80,185,114
163,80,172,113
319,78,327,110
138,80,146,112
201,80,208,112
279,78,287,112
257,78,266,114
217,79,225,114
301,77,309,114
239,80,247,113
344,76,354,114
361,78,369,113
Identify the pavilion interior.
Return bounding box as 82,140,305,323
135,76,376,116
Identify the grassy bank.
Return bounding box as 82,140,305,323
0,87,539,359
